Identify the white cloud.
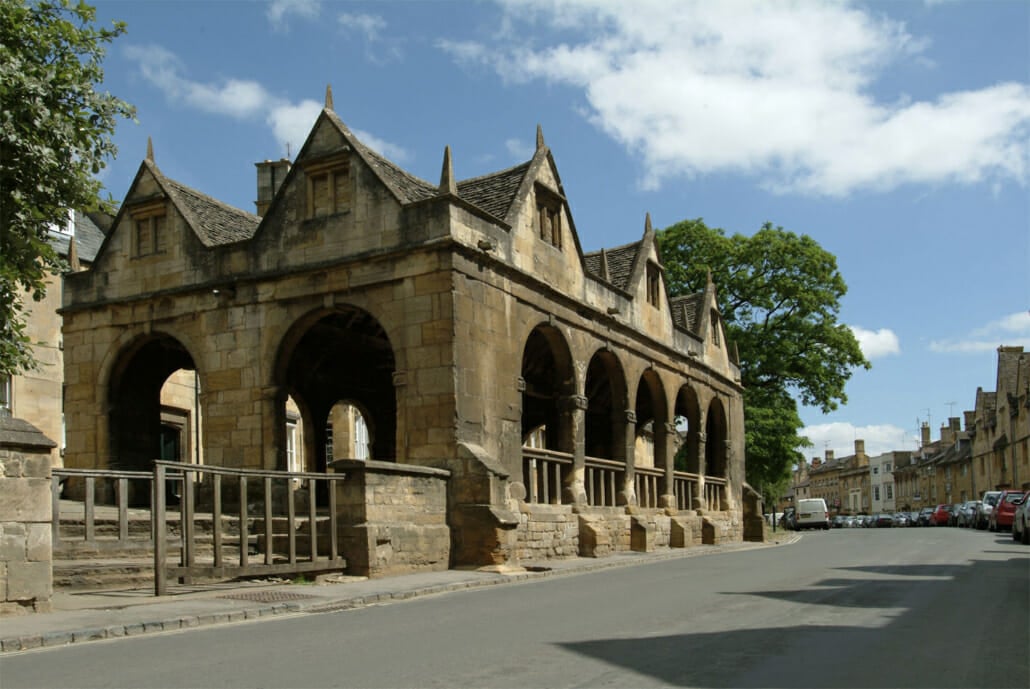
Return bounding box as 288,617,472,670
125,44,410,161
850,326,900,359
801,422,916,460
505,138,533,160
267,0,320,27
338,12,386,42
441,0,1030,196
930,311,1030,353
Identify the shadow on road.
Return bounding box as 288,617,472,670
557,555,1029,688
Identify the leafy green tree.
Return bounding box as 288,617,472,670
0,0,133,377
658,218,869,496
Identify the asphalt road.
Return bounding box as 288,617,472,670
3,527,1027,688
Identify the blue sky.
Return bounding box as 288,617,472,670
89,0,1030,461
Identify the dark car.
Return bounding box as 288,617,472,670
874,514,893,527
989,490,1029,532
930,504,953,526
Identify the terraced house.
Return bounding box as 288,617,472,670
58,95,749,574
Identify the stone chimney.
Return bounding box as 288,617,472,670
854,439,865,456
824,449,835,462
964,410,975,431
255,158,291,216
854,439,868,466
920,422,931,447
811,456,822,468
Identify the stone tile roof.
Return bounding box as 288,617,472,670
0,414,57,449
670,293,705,334
163,178,261,247
584,241,641,291
457,162,531,222
354,142,437,205
73,211,108,262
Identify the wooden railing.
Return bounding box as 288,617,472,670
634,466,663,508
584,456,624,507
673,471,700,511
522,448,572,505
705,477,727,511
153,461,349,595
52,467,169,552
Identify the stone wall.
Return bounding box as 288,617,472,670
330,460,450,577
0,416,56,615
515,504,579,561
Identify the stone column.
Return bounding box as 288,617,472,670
694,431,707,511
620,410,637,507
562,394,588,506
0,415,56,615
660,422,677,509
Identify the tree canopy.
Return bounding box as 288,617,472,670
0,0,134,377
658,218,869,495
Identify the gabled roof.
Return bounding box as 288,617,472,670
160,173,260,247
584,240,641,291
457,161,532,223
670,293,705,334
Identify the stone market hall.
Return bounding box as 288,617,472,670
60,92,748,573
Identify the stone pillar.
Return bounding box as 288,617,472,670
0,416,56,615
660,422,677,509
562,394,588,505
694,431,707,511
620,410,637,507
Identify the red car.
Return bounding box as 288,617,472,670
989,490,1030,531
930,504,953,526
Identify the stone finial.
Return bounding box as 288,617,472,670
706,268,713,286
67,235,80,272
644,212,653,234
146,136,154,162
536,124,545,151
325,84,334,111
439,145,457,195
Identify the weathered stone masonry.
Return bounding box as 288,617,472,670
62,98,747,572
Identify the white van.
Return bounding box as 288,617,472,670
794,498,830,530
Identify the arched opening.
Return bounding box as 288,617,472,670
325,400,373,461
706,397,728,478
108,334,200,505
520,325,575,452
278,307,396,474
584,350,628,461
674,385,702,473
633,370,667,468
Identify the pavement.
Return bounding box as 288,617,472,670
0,533,800,654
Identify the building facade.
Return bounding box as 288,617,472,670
60,101,748,568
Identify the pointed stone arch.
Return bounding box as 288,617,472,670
520,322,576,452
706,397,729,478
674,384,703,474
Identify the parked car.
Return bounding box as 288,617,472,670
779,507,796,530
956,501,981,528
930,504,953,526
795,498,830,530
917,507,935,526
988,490,1029,532
1013,494,1030,545
892,512,910,527
874,514,893,528
832,515,847,528
947,503,963,526
974,491,1003,530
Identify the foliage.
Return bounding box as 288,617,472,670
0,0,134,377
658,218,868,494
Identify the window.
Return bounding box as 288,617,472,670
286,420,298,472
711,310,721,346
884,462,891,472
305,155,351,218
646,262,661,307
535,184,563,249
130,200,167,257
353,413,369,460
324,422,334,461
886,484,893,500
0,374,10,415
874,486,881,501
873,466,879,475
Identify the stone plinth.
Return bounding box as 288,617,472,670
0,415,56,615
